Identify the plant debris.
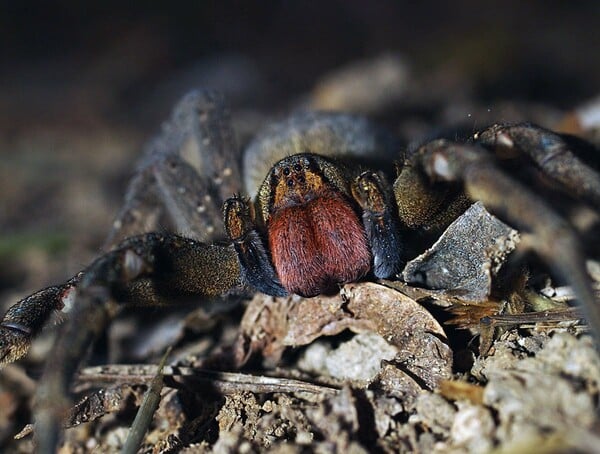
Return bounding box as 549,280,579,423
236,282,453,397
403,202,520,302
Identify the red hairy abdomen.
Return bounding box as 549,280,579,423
267,194,371,297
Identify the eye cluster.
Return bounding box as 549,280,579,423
284,167,305,187
275,157,312,188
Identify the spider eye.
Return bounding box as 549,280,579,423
293,163,302,172
286,179,294,187
305,157,319,172
283,167,290,176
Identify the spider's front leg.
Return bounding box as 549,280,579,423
351,170,404,278
223,196,287,297
1,90,241,365
0,89,245,450
477,123,600,210
416,138,600,342
32,233,242,451
0,278,80,364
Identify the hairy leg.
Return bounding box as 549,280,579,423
419,139,600,343
351,170,404,278
476,123,600,210
223,196,286,296
0,90,245,450
105,90,241,248
28,233,241,451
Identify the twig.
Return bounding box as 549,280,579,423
77,365,339,396
121,347,171,454
481,307,583,327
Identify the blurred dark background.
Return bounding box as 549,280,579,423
2,1,599,130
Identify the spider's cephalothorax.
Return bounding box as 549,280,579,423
225,153,403,297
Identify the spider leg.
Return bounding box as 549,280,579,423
351,171,404,278
1,90,246,449
143,154,227,240
1,90,243,364
0,234,242,363
27,233,241,451
0,278,79,364
223,196,287,296
476,123,600,210
393,153,471,236
105,89,241,248
418,139,600,342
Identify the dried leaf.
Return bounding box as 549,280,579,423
15,385,145,439
403,202,520,302
236,282,453,397
438,380,484,405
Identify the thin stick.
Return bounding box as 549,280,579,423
121,347,171,454
78,366,339,396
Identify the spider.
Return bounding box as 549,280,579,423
1,89,599,451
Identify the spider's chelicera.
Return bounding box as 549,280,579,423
225,153,402,297
1,89,599,450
